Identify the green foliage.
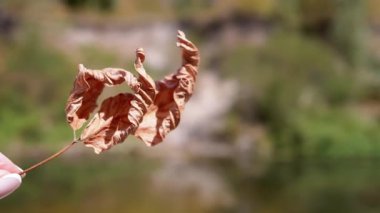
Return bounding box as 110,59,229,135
292,109,380,159
274,0,300,29
236,0,276,17
221,31,378,159
172,0,218,21
222,31,356,108
330,0,367,67
299,0,334,27
275,0,367,68
0,33,74,146
0,107,43,144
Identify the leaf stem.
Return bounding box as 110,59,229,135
19,140,79,176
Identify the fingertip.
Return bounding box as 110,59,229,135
2,173,22,183
0,153,23,174
0,174,22,199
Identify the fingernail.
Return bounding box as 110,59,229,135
15,166,26,178
0,174,22,199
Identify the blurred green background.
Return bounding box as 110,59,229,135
1,0,380,212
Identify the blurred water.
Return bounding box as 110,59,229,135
1,154,380,213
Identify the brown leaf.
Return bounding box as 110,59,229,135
66,31,200,153
134,31,199,146
80,93,135,154
65,65,139,130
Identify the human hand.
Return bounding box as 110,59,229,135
0,152,23,199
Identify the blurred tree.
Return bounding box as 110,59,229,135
62,0,114,11
299,0,334,37
236,0,276,17
0,33,73,145
98,0,114,11
0,9,17,40
221,31,363,159
274,0,300,30
62,0,87,9
330,0,367,68
276,0,367,68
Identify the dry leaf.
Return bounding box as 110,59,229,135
65,65,139,130
134,31,199,146
65,31,200,153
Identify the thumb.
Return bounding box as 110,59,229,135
0,173,22,199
